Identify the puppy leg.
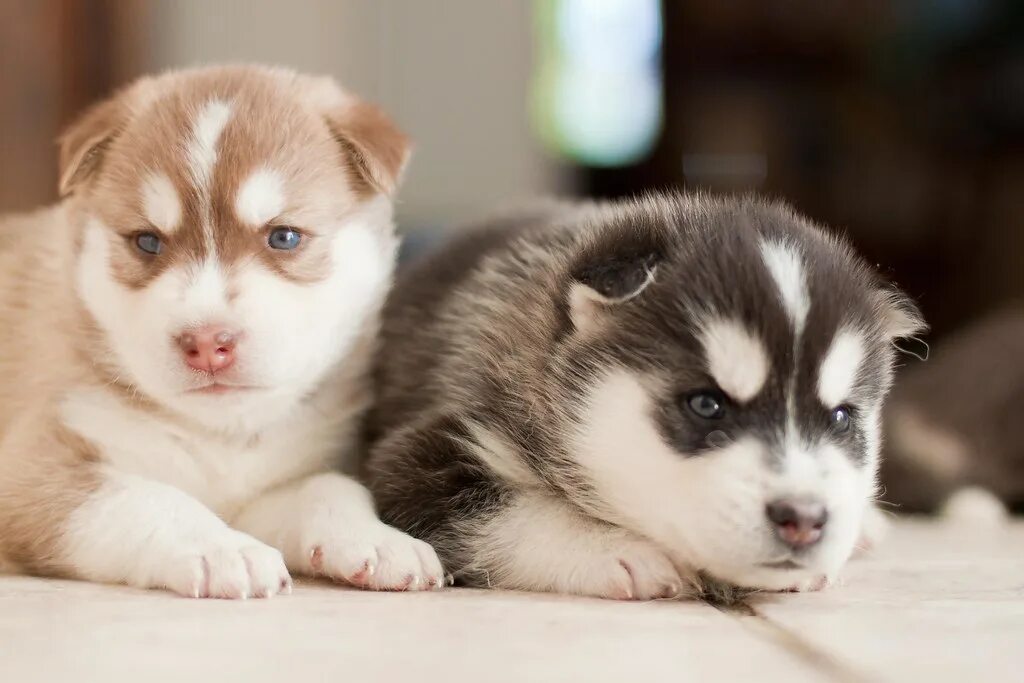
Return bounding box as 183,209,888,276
0,425,289,598
366,416,689,600
464,494,689,599
63,471,291,598
232,472,444,591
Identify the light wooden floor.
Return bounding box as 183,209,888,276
1,520,1021,683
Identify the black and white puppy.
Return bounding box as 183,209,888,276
365,194,924,599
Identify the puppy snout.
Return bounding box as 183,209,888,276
766,498,828,549
176,327,237,373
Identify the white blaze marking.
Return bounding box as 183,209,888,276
701,318,770,402
187,100,233,255
141,172,181,233
759,241,809,334
817,329,865,407
760,240,810,446
187,100,233,190
235,168,285,226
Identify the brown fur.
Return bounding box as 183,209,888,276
0,65,409,575
0,206,99,570
60,66,408,289
325,100,411,198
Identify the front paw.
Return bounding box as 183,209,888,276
307,522,444,591
783,574,830,593
160,531,291,599
573,539,688,601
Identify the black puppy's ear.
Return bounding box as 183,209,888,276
575,251,660,300
871,286,929,360
569,250,660,334
872,287,927,340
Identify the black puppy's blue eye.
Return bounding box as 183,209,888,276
830,406,852,433
688,392,725,420
135,232,162,255
268,227,302,250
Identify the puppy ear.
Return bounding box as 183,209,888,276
873,286,927,340
325,100,411,198
569,252,659,334
58,95,127,197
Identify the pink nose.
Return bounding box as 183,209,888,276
766,499,828,549
176,327,237,373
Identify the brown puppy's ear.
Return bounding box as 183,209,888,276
58,95,127,197
324,100,411,198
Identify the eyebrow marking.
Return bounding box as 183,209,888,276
818,328,866,407
701,318,770,402
140,172,181,233
235,168,285,227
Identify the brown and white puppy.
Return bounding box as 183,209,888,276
0,65,442,597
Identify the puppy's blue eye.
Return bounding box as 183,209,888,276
268,227,301,250
830,406,852,433
688,391,725,420
135,232,162,255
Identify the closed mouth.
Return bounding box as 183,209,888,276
187,383,262,395
760,559,804,570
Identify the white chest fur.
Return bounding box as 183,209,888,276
59,387,354,520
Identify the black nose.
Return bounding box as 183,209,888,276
765,498,828,549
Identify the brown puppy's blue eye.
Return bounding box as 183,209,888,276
268,227,301,250
688,391,725,420
135,232,162,255
830,406,852,433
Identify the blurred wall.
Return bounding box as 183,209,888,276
0,1,143,213
144,0,565,229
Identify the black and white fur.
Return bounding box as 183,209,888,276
364,193,924,599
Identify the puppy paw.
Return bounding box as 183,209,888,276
574,539,686,601
164,531,291,599
308,523,444,591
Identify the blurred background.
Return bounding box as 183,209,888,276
1,0,1022,511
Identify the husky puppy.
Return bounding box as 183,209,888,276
365,195,924,598
0,65,443,597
